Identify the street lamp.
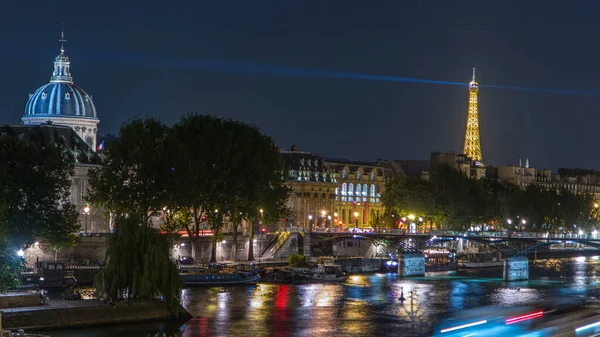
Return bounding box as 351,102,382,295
321,210,326,217
354,211,359,229
84,206,90,233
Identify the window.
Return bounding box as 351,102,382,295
342,169,348,179
341,183,347,202
370,172,375,180
348,183,354,202
335,187,339,200
65,92,71,99
79,180,86,201
41,92,48,99
355,184,361,198
363,184,368,202
357,171,361,180
370,184,376,203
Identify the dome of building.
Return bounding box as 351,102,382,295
25,81,97,118
24,49,97,119
22,32,100,151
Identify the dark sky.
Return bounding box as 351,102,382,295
0,1,598,170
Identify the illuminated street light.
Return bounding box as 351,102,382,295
507,219,512,225
521,219,526,225
84,206,91,234
579,230,584,236
334,212,338,218
308,215,313,220
408,214,416,221
321,210,326,217
259,209,263,215
595,203,599,208
17,249,24,257
418,217,423,222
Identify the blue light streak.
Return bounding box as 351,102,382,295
3,41,596,97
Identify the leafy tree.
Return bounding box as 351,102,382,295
88,118,171,224
0,133,80,292
168,114,289,262
94,216,181,315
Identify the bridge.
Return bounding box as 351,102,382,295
305,231,600,281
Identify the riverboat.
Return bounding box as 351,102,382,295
261,264,348,284
20,262,77,289
458,261,503,269
179,264,260,286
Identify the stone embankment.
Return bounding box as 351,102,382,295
1,299,191,331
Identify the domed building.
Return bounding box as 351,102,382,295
22,35,99,151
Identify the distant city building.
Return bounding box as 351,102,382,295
463,68,483,163
487,162,600,199
323,158,386,227
22,31,100,151
281,147,338,229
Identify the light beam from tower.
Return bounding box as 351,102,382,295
463,67,482,162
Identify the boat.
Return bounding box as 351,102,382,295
179,264,260,286
20,262,77,289
458,261,503,269
261,264,348,284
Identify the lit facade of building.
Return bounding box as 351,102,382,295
19,33,107,232
324,159,386,228
281,149,338,229
463,68,483,162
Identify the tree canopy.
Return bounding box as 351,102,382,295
0,134,80,292
89,113,290,266
383,163,598,232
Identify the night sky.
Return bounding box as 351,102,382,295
0,1,598,170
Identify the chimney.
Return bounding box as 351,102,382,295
290,144,297,152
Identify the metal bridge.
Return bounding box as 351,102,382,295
309,231,600,257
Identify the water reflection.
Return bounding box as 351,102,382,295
49,257,600,337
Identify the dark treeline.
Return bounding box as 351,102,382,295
382,164,597,233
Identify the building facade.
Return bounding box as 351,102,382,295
281,149,338,229
324,159,386,228
19,34,107,232
489,163,600,199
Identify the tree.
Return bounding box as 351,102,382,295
168,114,289,262
94,216,181,315
0,133,80,292
88,118,171,224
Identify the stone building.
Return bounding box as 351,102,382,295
323,158,387,227
17,34,107,232
488,162,600,199
281,148,337,229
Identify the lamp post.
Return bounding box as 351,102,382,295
84,206,90,233
354,211,359,230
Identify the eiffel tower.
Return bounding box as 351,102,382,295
463,68,482,162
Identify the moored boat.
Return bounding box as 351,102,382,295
179,264,260,286
261,264,348,284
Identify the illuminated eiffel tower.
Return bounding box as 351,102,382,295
463,67,482,162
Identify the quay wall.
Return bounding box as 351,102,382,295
1,300,190,330
0,294,39,309
320,257,385,273
23,234,274,266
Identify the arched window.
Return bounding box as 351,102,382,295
341,183,347,202
335,187,339,200
357,171,361,180
355,184,361,199
342,169,348,179
370,184,376,203
348,183,354,201
363,184,368,201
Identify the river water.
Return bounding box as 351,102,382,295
50,257,600,337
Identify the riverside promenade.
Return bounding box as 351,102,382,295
0,298,191,331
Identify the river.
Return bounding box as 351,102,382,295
50,257,600,337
